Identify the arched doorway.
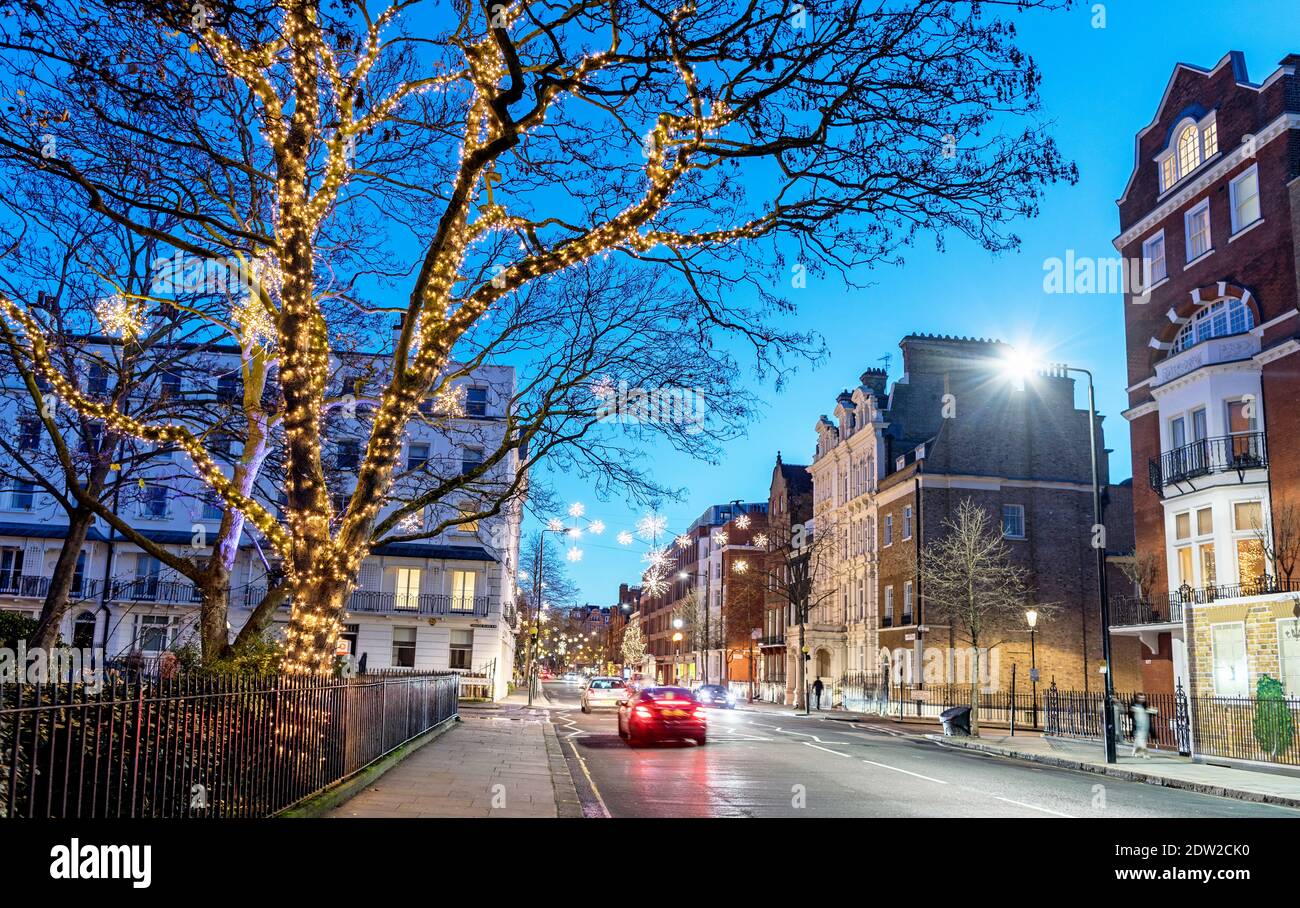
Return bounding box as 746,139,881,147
815,648,831,679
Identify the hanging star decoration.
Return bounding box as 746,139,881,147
636,512,667,542
617,531,634,546
735,514,751,529
95,293,147,340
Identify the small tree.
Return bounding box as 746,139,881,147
1253,674,1294,759
1119,551,1163,602
916,498,1039,734
620,622,647,671
1255,497,1300,586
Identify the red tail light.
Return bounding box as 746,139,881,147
634,706,654,719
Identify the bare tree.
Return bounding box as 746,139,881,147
1118,550,1162,602
1255,497,1300,586
0,0,1075,672
915,498,1042,733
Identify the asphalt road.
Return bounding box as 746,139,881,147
541,681,1300,819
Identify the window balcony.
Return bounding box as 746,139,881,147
1153,332,1259,388
1111,575,1300,627
1148,433,1266,497
241,586,490,617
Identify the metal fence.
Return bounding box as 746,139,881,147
0,671,458,818
1044,685,1189,753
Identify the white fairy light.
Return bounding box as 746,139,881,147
675,534,691,549
642,546,670,570
753,533,769,549
734,559,749,574
713,531,728,545
95,293,147,340
636,512,667,541
735,514,751,529
568,502,586,518
566,547,584,563
589,519,605,535
642,566,668,597
617,531,634,546
547,518,566,532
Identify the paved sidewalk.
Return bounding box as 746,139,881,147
938,730,1300,810
328,705,580,818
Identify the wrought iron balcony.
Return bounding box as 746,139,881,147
1111,575,1300,627
108,578,203,604
242,585,491,617
1149,432,1266,497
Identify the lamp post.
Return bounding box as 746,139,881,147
672,623,684,685
1025,608,1039,729
1004,353,1116,762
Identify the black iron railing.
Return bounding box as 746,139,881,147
1044,684,1190,754
0,671,458,818
1111,575,1300,627
1149,432,1266,496
242,586,491,617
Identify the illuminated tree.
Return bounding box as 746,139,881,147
0,0,1074,672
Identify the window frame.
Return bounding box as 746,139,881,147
1228,164,1261,234
1184,198,1212,263
1002,504,1026,540
1141,229,1167,287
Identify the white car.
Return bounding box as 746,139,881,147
580,676,627,713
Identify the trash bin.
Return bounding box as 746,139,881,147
939,705,972,736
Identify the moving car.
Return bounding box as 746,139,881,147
694,684,736,709
580,676,627,713
617,686,707,746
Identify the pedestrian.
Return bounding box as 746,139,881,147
1130,693,1157,759
812,677,824,711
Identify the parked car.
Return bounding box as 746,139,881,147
580,676,627,713
617,686,707,746
694,684,736,709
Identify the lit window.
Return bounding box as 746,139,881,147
1229,167,1261,232
1141,231,1166,286
1177,125,1201,176
1201,119,1218,159
1233,501,1264,532
1171,297,1254,352
1160,156,1176,192
1184,200,1211,261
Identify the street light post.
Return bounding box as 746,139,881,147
1006,355,1116,763
1026,608,1039,729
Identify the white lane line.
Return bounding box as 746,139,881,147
860,759,949,785
803,742,851,758
775,728,850,745
993,796,1075,818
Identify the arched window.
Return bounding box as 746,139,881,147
1177,125,1200,176
1171,298,1255,353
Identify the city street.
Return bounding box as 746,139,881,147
541,682,1300,819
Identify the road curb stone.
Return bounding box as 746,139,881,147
544,720,584,818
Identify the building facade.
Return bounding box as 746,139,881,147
759,454,813,701
0,340,521,699
1114,51,1300,701
805,335,1142,699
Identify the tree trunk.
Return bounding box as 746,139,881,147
234,584,290,649
796,618,807,710
32,505,96,649
196,562,233,663
969,630,981,736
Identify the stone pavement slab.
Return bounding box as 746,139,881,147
328,709,579,818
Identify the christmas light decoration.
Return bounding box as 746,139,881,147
95,293,147,340
617,531,634,546
636,513,667,541
735,514,751,529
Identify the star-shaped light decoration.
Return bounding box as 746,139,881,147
675,534,691,549
735,514,751,529
753,532,769,549
589,519,605,535
642,566,668,597
568,502,586,518
566,547,584,563
642,546,670,570
617,531,634,546
734,559,749,574
95,293,147,341
636,512,667,541
712,530,728,546
547,518,566,532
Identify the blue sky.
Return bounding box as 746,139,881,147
533,1,1297,604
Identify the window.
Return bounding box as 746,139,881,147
1160,156,1176,192
449,629,474,670
395,568,422,611
1229,166,1261,233
202,492,224,521
883,586,894,627
339,623,360,658
456,504,479,534
451,570,477,612
883,514,893,547
18,417,41,451
141,484,168,519
1169,415,1186,451
81,422,104,456
391,627,417,668
902,505,913,540
133,554,161,599
10,480,36,511
160,371,182,399
1177,125,1200,177
337,440,360,470
216,373,241,404
1201,119,1218,159
1184,199,1211,262
1279,619,1300,698
1002,504,1026,539
1210,623,1249,698
87,363,108,395
1141,231,1167,286
135,615,171,653
902,581,913,625
1233,501,1267,585
406,442,429,471
461,447,483,476
72,611,96,649
0,547,24,591
1171,297,1254,353
465,387,488,417
71,551,86,597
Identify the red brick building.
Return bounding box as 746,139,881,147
1113,52,1300,700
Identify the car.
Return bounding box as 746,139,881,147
694,684,736,709
617,686,707,746
580,676,627,713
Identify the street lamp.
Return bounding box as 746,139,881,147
1003,349,1117,762
1025,607,1039,729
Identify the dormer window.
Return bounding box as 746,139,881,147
1158,114,1219,192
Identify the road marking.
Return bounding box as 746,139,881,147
803,742,851,758
775,728,849,745
861,759,949,785
565,736,612,819
993,796,1074,818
